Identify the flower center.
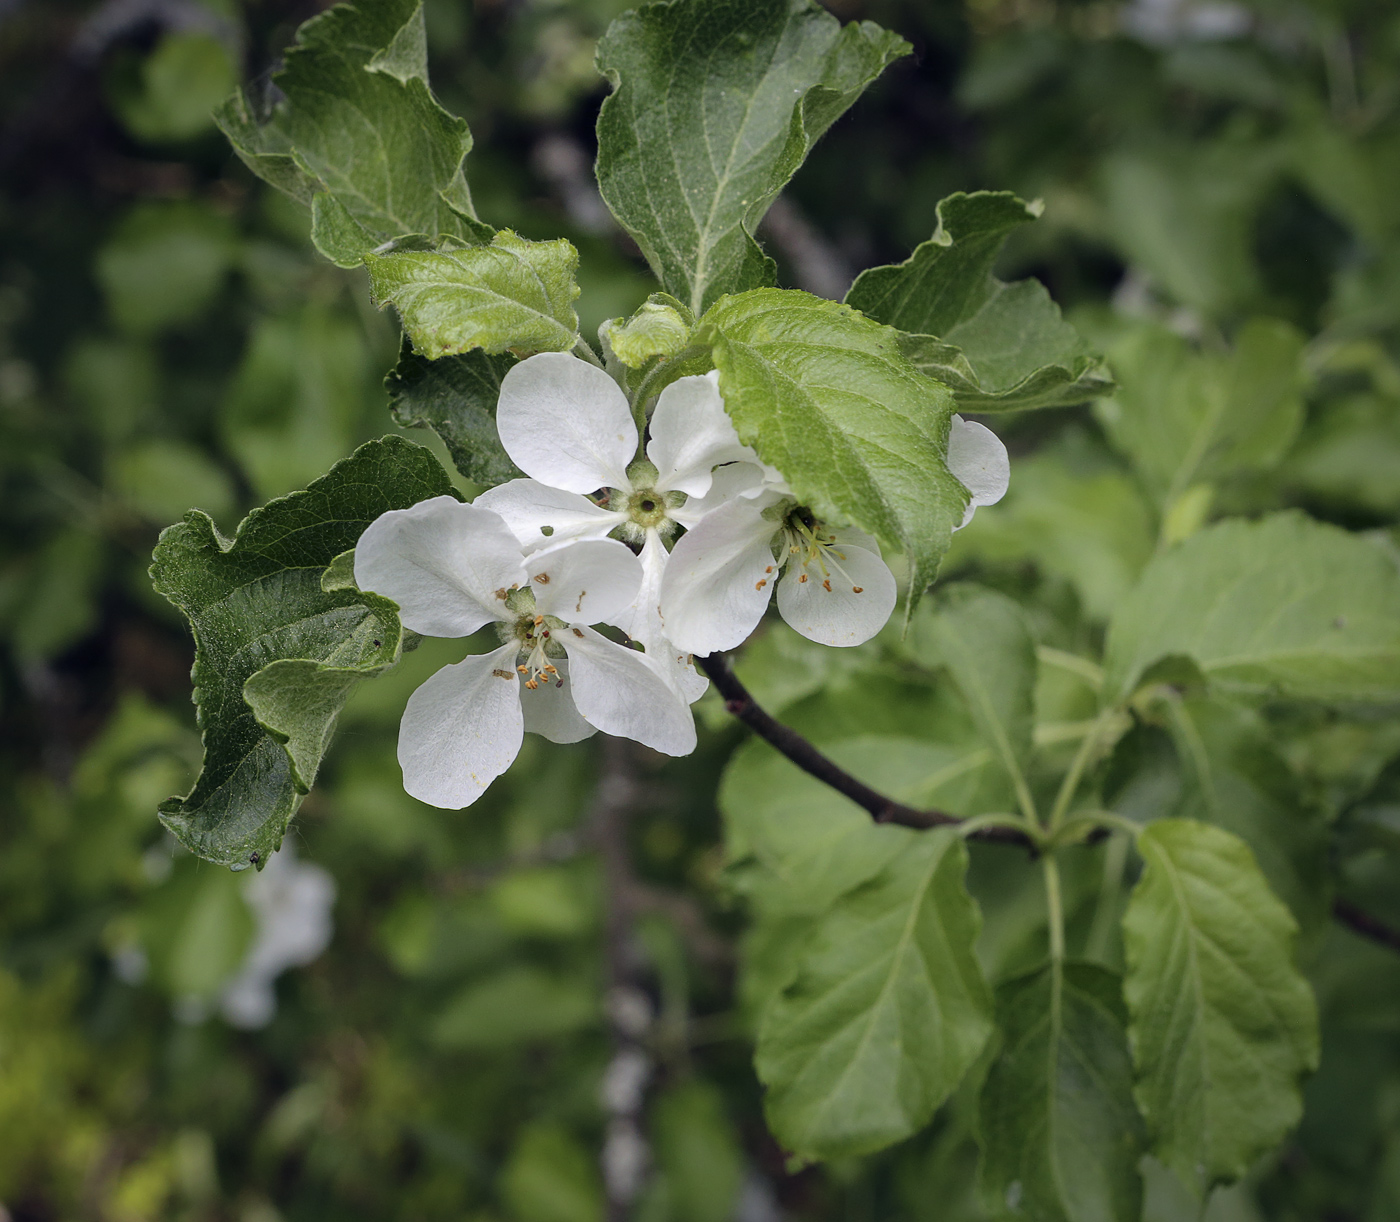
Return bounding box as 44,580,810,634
495,588,568,686
779,506,865,596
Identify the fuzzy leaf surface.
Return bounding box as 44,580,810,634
1104,512,1400,703
846,192,1111,411
366,231,580,358
1121,819,1319,1195
756,827,993,1159
151,436,455,869
595,0,908,316
214,0,490,267
979,962,1145,1222
385,339,521,486
699,288,967,604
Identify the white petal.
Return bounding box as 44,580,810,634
526,537,642,626
647,371,757,497
658,497,779,655
564,627,697,757
669,461,770,528
397,644,523,808
520,658,597,744
621,531,708,704
496,352,637,493
475,478,624,551
355,496,523,637
947,414,1010,529
775,539,898,647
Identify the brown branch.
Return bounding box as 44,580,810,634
696,653,1033,848
1333,898,1400,954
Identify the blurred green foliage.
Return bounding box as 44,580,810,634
1,0,1398,1219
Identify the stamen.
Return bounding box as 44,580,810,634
755,580,767,591
823,579,832,592
799,573,808,583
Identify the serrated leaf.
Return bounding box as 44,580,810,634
1121,819,1318,1195
922,584,1037,804
214,0,490,267
385,338,521,486
756,827,993,1160
846,192,1112,412
366,231,580,358
595,0,908,316
978,961,1145,1222
151,436,456,869
1096,318,1306,508
698,288,967,606
1161,698,1329,933
1104,512,1400,704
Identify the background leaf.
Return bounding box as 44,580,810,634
366,231,579,358
595,0,908,315
922,584,1037,807
846,192,1112,411
1121,819,1319,1195
756,828,993,1160
150,436,455,870
1096,318,1306,512
1104,512,1400,703
699,288,967,605
214,0,490,267
978,961,1145,1222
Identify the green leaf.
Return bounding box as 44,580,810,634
651,1082,746,1222
1104,512,1400,704
1096,319,1306,509
602,297,693,369
366,231,580,358
947,434,1155,620
1160,698,1329,934
214,1,490,268
978,962,1145,1222
1121,819,1319,1194
113,32,237,144
756,827,994,1160
431,966,598,1049
595,0,908,315
151,436,456,870
385,338,521,486
698,288,967,605
500,1124,603,1222
921,584,1037,808
97,201,236,335
845,192,1112,412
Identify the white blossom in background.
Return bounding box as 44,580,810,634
476,353,763,699
1121,0,1250,44
659,414,1010,654
219,845,335,1030
355,497,695,808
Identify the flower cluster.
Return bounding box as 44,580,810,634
356,352,1008,807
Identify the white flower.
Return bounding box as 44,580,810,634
355,496,696,808
476,353,761,701
658,414,1009,655
219,845,335,1030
